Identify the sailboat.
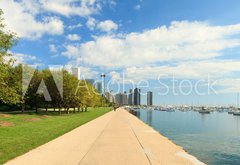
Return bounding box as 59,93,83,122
233,93,240,116
228,107,235,114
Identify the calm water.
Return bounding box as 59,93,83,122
135,109,240,165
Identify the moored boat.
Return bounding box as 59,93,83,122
166,109,175,112
233,110,240,116
199,107,211,114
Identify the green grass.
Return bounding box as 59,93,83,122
0,107,112,164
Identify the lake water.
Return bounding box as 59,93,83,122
135,109,240,165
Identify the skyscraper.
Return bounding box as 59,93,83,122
133,88,141,105
71,67,80,80
123,91,128,105
95,81,102,94
114,92,128,106
114,93,123,106
105,92,114,103
128,89,133,105
147,91,153,106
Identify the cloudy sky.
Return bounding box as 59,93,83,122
1,0,240,105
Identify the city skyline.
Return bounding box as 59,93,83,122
113,88,153,106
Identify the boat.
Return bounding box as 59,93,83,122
233,109,240,116
159,108,167,111
133,107,140,110
233,93,240,115
199,107,211,114
166,109,175,112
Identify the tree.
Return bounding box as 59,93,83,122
0,9,19,105
24,68,42,113
62,70,79,114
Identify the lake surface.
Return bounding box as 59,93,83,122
135,109,240,165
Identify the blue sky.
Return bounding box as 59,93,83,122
1,0,240,105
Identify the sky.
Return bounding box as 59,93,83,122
1,0,240,106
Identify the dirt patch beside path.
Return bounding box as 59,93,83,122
25,118,41,122
0,121,14,127
0,114,11,118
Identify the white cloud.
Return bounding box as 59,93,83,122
109,71,123,82
79,66,99,79
65,64,99,79
0,0,114,39
4,52,40,65
62,44,80,58
62,21,240,68
13,53,38,64
119,60,240,82
67,34,81,41
109,0,117,7
215,79,240,93
96,20,118,33
86,17,97,30
134,5,141,10
0,0,64,39
49,44,57,53
40,0,101,17
68,23,82,30
108,60,240,94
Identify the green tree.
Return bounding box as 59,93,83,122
62,70,79,114
0,9,19,105
42,69,64,114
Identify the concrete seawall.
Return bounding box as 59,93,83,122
6,108,205,165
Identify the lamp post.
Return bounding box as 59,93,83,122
101,73,106,97
100,73,106,109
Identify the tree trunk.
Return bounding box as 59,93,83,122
21,103,25,113
67,107,69,114
35,105,38,113
45,103,48,114
78,107,80,112
74,107,76,113
85,107,88,112
59,107,62,115
35,95,38,113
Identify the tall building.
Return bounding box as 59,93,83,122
114,93,123,106
123,91,128,105
114,92,128,106
147,91,153,106
133,88,141,105
71,68,80,80
105,92,114,103
95,81,102,94
128,89,133,105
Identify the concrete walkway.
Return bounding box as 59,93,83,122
5,108,205,165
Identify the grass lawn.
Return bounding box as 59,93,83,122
0,107,112,164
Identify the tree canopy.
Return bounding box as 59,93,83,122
0,9,19,105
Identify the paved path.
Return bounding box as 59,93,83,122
5,108,205,165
